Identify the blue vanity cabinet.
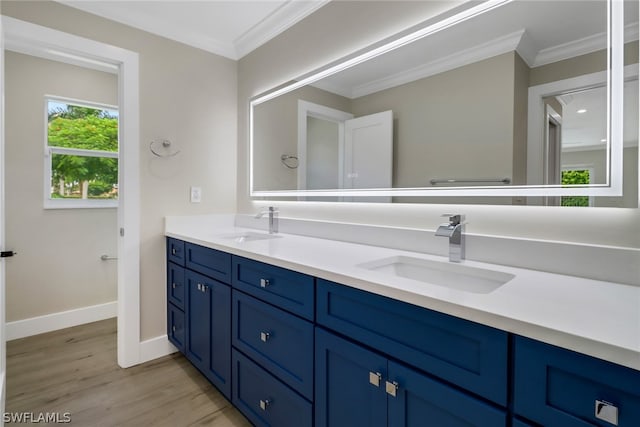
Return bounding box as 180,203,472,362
185,269,232,399
232,291,314,400
166,238,232,400
316,278,509,406
231,255,316,426
315,328,507,427
167,302,185,353
167,237,185,265
513,336,640,427
232,349,312,427
166,238,186,353
232,256,314,321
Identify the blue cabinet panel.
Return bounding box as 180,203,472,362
167,237,185,266
315,328,387,427
185,270,231,398
209,278,232,398
317,279,508,405
232,256,314,321
232,291,314,400
167,262,185,310
388,360,507,427
232,349,312,427
167,304,185,353
512,418,536,427
185,243,232,283
514,336,640,427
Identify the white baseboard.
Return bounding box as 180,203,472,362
6,301,117,341
139,335,178,364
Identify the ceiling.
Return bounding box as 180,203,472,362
57,0,330,60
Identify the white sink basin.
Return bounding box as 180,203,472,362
358,256,514,294
218,231,282,243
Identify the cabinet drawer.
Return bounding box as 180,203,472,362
316,279,508,405
232,349,312,427
514,336,640,427
232,291,314,399
167,304,185,353
232,256,314,321
167,237,185,265
167,262,185,310
185,243,232,283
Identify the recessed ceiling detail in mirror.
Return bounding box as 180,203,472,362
250,0,638,201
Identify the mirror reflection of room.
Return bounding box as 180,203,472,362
251,0,639,207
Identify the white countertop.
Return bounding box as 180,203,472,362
166,217,640,371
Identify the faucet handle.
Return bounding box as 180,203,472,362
441,214,464,225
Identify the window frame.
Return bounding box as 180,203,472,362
44,96,119,209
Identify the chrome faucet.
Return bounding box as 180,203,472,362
435,214,465,262
255,206,279,234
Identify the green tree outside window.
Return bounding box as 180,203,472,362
47,102,118,200
561,169,590,207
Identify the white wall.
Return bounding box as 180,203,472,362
2,0,238,340
5,51,117,322
238,1,640,250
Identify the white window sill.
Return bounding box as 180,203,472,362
44,199,118,209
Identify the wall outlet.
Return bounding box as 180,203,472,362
190,186,202,203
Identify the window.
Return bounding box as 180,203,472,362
45,98,119,208
561,168,593,207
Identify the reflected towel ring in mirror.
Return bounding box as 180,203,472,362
281,154,299,169
150,138,180,157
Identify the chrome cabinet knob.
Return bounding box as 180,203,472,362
260,278,270,288
259,399,271,411
260,332,271,342
369,371,382,387
385,380,398,397
595,400,618,425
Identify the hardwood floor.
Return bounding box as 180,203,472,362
6,319,252,426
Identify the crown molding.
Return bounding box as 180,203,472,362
235,0,330,59
350,29,526,99
57,1,329,60
533,23,639,67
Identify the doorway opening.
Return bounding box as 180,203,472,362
1,16,141,389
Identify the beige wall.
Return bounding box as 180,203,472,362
351,52,517,189
5,52,117,321
238,0,640,249
253,85,351,191
2,0,237,339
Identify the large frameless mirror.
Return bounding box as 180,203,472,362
250,0,638,206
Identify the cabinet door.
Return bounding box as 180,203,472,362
186,270,211,372
167,304,185,353
315,328,387,427
167,262,185,310
387,361,507,427
186,270,231,398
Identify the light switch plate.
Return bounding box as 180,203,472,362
190,186,201,203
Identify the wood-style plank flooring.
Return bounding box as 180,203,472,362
6,318,252,426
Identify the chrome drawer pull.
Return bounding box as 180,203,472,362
260,332,271,342
385,380,398,397
172,283,176,289
595,400,618,425
260,278,270,288
172,326,176,332
259,399,271,411
172,248,176,255
369,371,382,387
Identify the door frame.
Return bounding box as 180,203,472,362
297,100,353,191
1,17,141,369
